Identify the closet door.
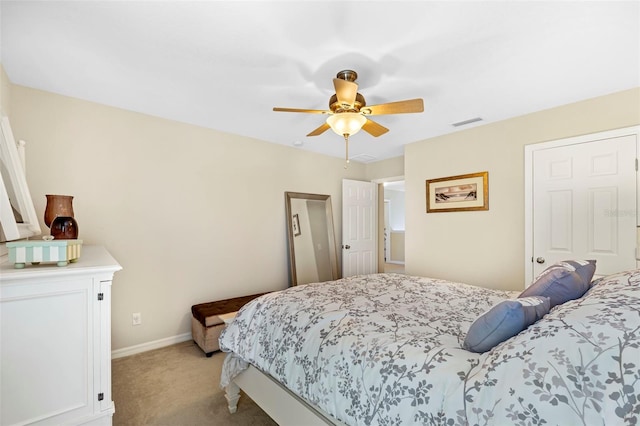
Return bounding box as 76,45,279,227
525,128,638,283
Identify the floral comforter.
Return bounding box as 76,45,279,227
219,271,640,425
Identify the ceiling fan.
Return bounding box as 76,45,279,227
273,70,424,165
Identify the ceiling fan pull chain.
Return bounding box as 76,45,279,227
343,134,350,169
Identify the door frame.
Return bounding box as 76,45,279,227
524,125,640,284
373,176,405,272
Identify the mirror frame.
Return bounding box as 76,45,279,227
0,114,41,242
285,192,339,286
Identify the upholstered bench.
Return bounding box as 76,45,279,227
191,293,268,357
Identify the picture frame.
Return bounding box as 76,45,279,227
426,171,488,213
292,213,301,236
0,114,41,242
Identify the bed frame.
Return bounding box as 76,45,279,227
225,364,348,426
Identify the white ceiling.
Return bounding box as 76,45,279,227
1,1,638,163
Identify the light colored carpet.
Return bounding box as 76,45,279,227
112,340,277,426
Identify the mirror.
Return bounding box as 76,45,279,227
0,114,40,242
285,192,339,286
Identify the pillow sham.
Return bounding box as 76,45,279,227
519,260,596,308
463,296,550,353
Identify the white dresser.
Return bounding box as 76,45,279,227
0,246,121,426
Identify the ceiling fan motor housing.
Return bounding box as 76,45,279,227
329,93,366,113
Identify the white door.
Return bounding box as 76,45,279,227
530,133,637,280
342,179,377,277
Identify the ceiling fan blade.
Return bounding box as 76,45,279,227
307,122,331,136
361,98,424,115
333,78,358,107
362,119,389,137
273,107,330,114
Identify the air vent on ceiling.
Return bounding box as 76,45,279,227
349,154,378,163
452,117,483,127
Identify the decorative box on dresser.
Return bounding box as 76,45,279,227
0,245,121,426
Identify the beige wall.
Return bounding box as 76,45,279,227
8,83,371,350
405,87,640,291
1,66,11,116
365,155,404,180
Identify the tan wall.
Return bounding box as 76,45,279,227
8,84,368,350
405,87,640,291
365,155,404,180
389,231,405,262
1,66,11,116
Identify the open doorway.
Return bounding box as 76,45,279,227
380,180,405,274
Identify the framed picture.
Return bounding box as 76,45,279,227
426,171,488,213
292,213,301,236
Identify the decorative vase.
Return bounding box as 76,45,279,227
44,195,75,228
50,216,79,240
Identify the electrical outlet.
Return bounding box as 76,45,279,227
132,312,142,326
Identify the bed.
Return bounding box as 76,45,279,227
219,266,640,425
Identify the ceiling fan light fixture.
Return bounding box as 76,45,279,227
326,112,367,136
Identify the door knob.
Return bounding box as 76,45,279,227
536,257,545,264
343,245,351,250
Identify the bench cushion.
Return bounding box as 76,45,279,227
191,293,268,327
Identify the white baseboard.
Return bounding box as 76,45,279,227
111,332,192,359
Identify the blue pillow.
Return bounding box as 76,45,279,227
519,260,596,308
463,296,550,353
